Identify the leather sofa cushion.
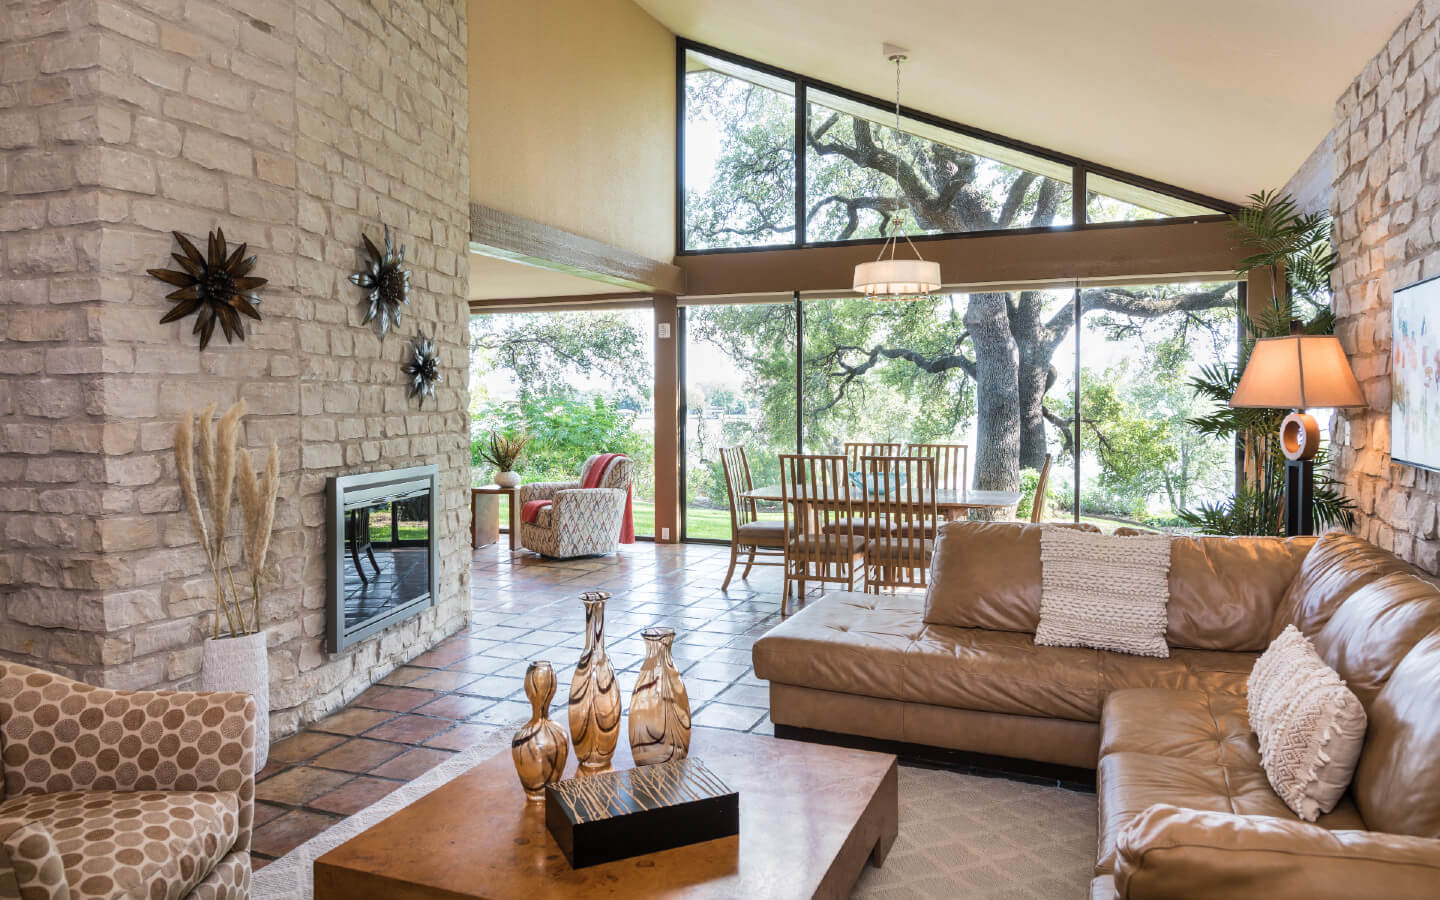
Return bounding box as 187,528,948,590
1311,572,1440,709
1269,531,1424,640
1101,688,1258,768
1351,630,1440,838
755,593,1258,723
1165,535,1314,651
924,522,1310,651
0,789,239,899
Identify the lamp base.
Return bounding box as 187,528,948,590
1284,458,1315,537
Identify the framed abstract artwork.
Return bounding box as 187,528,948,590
1392,275,1440,472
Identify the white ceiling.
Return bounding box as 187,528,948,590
635,0,1414,204
468,254,620,301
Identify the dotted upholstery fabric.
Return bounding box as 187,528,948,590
187,852,249,900
0,791,239,899
0,662,256,899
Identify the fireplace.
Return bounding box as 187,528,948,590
326,465,439,652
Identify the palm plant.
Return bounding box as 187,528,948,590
1178,191,1356,535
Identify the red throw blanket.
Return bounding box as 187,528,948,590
520,454,634,543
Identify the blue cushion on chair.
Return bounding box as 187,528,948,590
848,471,907,495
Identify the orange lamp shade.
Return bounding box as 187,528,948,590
1229,335,1367,411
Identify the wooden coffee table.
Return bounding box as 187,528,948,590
314,727,898,899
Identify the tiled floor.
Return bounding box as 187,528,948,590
249,538,813,869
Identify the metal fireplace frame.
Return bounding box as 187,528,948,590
326,464,439,653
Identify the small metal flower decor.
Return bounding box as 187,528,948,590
350,225,410,337
402,332,441,408
148,229,266,351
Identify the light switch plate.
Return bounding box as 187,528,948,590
661,527,670,540
658,323,671,339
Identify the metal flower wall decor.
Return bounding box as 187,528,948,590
148,229,266,351
350,225,410,337
403,333,441,408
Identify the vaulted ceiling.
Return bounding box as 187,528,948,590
633,0,1414,204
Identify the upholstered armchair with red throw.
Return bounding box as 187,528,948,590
517,453,635,558
0,661,256,899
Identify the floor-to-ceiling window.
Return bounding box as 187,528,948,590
468,307,656,537
681,300,796,539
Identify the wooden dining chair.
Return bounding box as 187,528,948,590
843,441,904,472
860,455,938,593
905,443,969,492
718,446,786,590
778,453,867,612
1030,453,1053,523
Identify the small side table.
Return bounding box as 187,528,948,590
472,485,519,551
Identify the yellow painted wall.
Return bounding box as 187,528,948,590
469,0,675,262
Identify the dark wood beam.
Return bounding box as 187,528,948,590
469,204,686,295
675,218,1245,297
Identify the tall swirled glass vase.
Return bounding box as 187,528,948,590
511,661,568,801
628,627,691,765
568,591,620,770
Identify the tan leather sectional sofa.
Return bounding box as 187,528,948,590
752,523,1440,898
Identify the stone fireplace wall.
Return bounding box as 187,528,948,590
0,0,472,737
1327,0,1440,573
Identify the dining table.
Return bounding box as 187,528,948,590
740,485,1023,519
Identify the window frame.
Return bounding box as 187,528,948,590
676,38,1234,257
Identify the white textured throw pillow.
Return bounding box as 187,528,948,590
1248,625,1368,822
1034,527,1172,658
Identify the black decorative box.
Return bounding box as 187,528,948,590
544,757,739,868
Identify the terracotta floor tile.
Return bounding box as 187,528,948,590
378,666,431,686
352,685,439,712
424,722,504,750
252,801,288,827
312,707,396,735
453,673,522,699
692,702,766,732
369,747,454,780
251,809,344,857
251,854,271,869
268,731,346,764
255,766,353,805
362,714,452,744
407,670,480,692
413,693,492,720
255,759,290,782
310,737,408,773
308,776,401,815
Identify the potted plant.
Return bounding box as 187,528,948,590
175,401,281,770
478,429,531,488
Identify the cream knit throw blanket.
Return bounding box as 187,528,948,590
1035,527,1173,658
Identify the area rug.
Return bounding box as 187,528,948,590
254,734,1096,899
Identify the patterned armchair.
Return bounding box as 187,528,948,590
518,454,633,558
0,662,255,900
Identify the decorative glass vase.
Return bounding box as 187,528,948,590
568,591,621,771
512,661,568,801
628,627,691,766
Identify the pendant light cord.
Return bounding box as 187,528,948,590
877,54,924,264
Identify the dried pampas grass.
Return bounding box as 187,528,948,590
175,400,270,639
238,441,280,628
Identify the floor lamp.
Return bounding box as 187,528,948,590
1228,329,1367,536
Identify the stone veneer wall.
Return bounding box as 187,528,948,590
0,0,471,737
1328,0,1440,574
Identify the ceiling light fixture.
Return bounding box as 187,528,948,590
853,44,941,301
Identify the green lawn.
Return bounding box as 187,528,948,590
490,492,1146,543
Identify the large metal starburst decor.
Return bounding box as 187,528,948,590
402,332,441,408
350,225,410,337
147,229,266,351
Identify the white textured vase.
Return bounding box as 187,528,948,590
494,470,520,488
203,632,270,771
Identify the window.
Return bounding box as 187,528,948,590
678,42,1228,250
681,301,796,539
805,90,1072,242
1073,282,1240,530
678,285,1238,536
1084,172,1223,223
469,309,655,537
683,50,796,250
